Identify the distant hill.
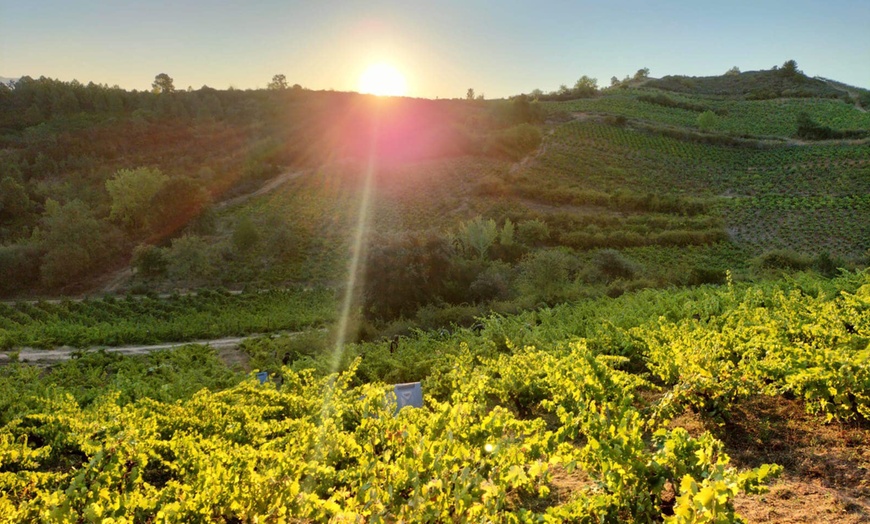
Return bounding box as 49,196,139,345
0,77,19,86
644,67,849,100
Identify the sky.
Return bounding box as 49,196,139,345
1,0,869,99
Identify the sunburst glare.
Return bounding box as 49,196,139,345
358,63,407,97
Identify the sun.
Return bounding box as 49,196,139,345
358,63,407,97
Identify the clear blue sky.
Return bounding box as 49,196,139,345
2,0,868,98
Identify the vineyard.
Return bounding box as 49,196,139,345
509,118,870,259
0,271,868,521
2,67,870,522
0,288,335,350
551,88,870,137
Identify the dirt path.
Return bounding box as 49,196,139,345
510,128,554,174
0,331,297,365
217,170,306,209
2,288,246,307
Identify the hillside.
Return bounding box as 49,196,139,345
0,68,868,326
645,67,849,100
1,63,870,521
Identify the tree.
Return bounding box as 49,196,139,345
165,235,214,282
0,177,33,223
781,59,801,77
363,232,455,319
518,249,575,303
105,167,168,232
132,244,167,278
466,88,475,100
610,76,620,87
457,216,498,259
573,75,598,96
499,218,515,247
152,73,175,94
268,74,288,90
726,66,741,76
39,199,117,287
633,67,650,81
149,176,211,238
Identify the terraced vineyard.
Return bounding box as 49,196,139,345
552,88,870,136
510,116,870,258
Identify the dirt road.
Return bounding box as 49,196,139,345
0,333,284,365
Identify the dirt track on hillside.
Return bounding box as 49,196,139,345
0,332,289,365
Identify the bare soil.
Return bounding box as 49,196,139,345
216,170,305,209
671,396,870,523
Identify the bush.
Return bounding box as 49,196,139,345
697,110,718,131
232,216,260,253
0,244,41,295
165,235,215,282
132,244,167,278
469,261,513,302
517,248,577,303
604,115,628,126
414,304,482,332
485,124,542,160
590,249,640,282
688,266,728,286
516,219,550,247
814,252,843,278
756,249,813,271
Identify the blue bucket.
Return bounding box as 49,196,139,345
255,371,269,384
392,382,423,413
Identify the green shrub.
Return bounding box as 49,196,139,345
132,244,168,278
697,110,718,131
591,249,640,282
516,219,550,246
232,216,260,253
0,244,41,295
165,235,215,282
485,123,542,160
469,261,514,302
813,252,843,278
517,248,578,303
688,266,728,286
756,249,813,271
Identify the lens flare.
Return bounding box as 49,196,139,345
358,63,407,97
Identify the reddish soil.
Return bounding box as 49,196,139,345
671,396,870,523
